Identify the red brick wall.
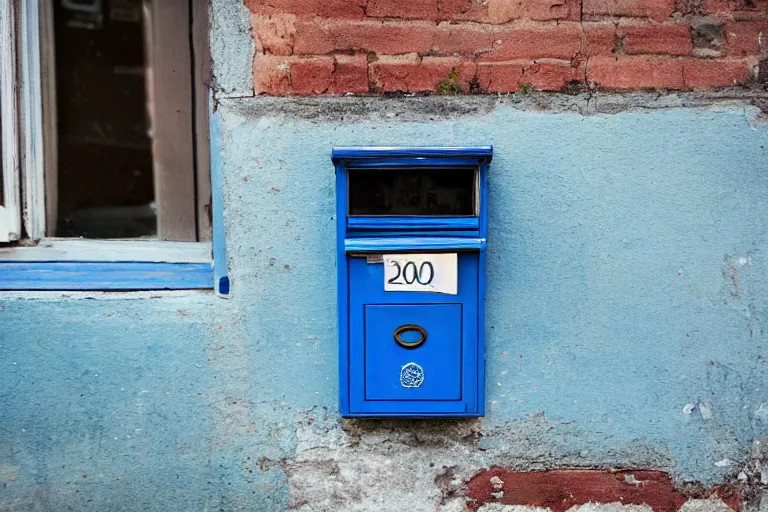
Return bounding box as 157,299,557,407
245,0,767,94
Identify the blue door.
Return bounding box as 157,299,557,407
347,253,480,416
365,303,462,401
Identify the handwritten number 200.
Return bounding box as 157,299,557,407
388,261,434,285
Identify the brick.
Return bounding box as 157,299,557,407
583,0,675,21
366,0,439,19
725,21,768,57
468,469,692,512
476,62,525,91
480,23,584,61
446,0,580,22
253,55,293,95
286,57,336,94
583,22,619,56
521,61,584,89
618,23,693,55
244,0,366,18
459,470,744,512
328,55,370,94
251,13,296,56
293,19,436,55
587,55,685,88
438,0,494,22
683,58,751,87
432,24,497,56
487,0,526,22
524,0,582,20
253,55,368,95
369,55,475,92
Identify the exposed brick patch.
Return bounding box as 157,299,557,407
246,0,767,94
583,0,676,21
618,23,693,55
587,55,685,88
466,469,743,512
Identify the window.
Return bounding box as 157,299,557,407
0,0,225,292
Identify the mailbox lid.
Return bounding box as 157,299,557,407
364,303,462,401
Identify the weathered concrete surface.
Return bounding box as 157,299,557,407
1,96,767,510
217,90,768,118
209,0,254,98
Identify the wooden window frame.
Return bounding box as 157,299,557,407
0,0,224,292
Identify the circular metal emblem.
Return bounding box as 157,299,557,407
400,362,425,388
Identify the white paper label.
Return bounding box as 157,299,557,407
383,253,458,295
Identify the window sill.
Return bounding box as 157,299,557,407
0,239,213,291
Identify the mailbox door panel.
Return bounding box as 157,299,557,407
347,253,480,416
364,304,462,401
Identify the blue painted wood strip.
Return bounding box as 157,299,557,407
347,216,479,230
209,95,230,295
0,262,213,290
344,237,485,252
345,157,484,169
332,146,492,162
341,412,483,418
335,162,351,415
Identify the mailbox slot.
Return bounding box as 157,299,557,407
348,167,478,217
333,147,491,418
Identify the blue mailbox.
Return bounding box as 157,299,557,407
333,146,492,418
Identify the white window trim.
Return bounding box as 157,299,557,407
1,0,22,242
0,239,211,263
1,0,211,248
19,0,46,239
0,1,225,292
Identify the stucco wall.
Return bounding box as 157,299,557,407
1,93,767,510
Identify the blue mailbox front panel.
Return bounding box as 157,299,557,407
333,146,492,418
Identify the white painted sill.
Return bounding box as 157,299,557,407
0,238,211,262
0,239,214,291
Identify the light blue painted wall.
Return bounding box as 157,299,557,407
2,99,767,509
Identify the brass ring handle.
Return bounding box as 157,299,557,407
394,324,427,349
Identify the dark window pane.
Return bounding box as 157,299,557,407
348,168,476,216
54,0,155,238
